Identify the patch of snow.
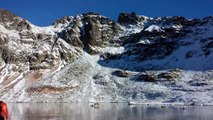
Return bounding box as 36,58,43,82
119,23,144,37
100,46,125,54
145,25,163,32
0,24,20,39
137,39,151,44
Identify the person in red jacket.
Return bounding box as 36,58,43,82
0,101,8,120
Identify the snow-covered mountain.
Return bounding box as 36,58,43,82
0,9,212,105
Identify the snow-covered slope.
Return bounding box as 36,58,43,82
0,10,213,105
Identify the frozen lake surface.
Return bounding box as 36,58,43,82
7,103,213,120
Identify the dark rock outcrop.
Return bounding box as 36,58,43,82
159,68,182,81
112,70,130,77
139,40,178,61
137,73,157,82
59,12,123,54
200,37,213,56
0,35,9,45
185,51,194,58
118,12,145,24
93,74,109,86
81,13,122,54
61,28,84,48
16,19,32,31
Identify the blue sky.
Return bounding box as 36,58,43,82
0,0,212,26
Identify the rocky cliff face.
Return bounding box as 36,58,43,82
56,12,122,54
0,9,213,104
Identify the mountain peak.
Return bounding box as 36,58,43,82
118,12,146,24
0,8,19,23
0,8,32,31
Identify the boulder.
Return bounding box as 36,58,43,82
185,51,194,58
112,70,130,77
90,102,100,109
159,68,182,81
93,75,109,86
137,73,157,82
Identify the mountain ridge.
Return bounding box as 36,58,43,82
0,9,212,104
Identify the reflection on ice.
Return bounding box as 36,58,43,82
7,103,213,120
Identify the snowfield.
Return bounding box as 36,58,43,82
2,50,212,105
